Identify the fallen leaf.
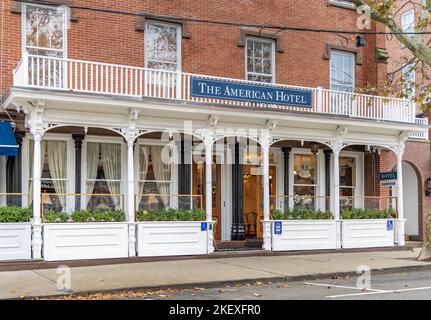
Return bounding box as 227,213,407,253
158,294,169,298
253,293,262,297
194,287,206,291
255,281,263,286
219,289,225,293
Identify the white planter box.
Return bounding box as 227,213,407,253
341,219,394,249
137,221,209,257
271,220,337,251
43,222,129,261
0,223,32,260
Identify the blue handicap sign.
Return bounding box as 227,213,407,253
386,220,394,231
274,221,282,235
201,222,207,231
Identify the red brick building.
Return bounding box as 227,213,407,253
0,0,428,261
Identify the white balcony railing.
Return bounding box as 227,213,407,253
13,53,419,124
409,117,429,140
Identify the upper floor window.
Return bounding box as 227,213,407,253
23,4,67,57
330,51,355,92
402,10,415,38
246,38,275,83
145,21,181,71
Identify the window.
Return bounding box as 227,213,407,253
136,144,173,210
339,156,357,210
246,38,275,83
330,51,355,92
293,154,318,209
402,64,416,99
29,140,68,212
23,3,66,57
402,10,415,39
145,21,181,71
86,142,122,211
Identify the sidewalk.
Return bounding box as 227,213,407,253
0,248,429,299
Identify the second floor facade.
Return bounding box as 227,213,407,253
0,0,428,131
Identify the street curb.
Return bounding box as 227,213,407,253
0,245,412,272
24,261,431,300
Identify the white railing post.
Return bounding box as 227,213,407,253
316,87,323,113
176,71,182,100
13,52,29,86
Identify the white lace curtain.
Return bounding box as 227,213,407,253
86,142,100,206
100,143,121,209
137,145,149,205
149,145,170,207
47,141,67,209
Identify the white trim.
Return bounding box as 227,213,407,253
339,151,364,209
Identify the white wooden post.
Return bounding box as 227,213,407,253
332,142,342,249
29,103,45,259
316,86,323,113
262,132,271,251
395,143,405,246
32,133,43,259
204,132,214,253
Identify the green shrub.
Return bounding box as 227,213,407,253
0,206,31,222
136,208,206,222
271,208,333,220
341,208,395,220
44,209,126,223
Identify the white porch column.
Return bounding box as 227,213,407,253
126,138,137,256
29,103,45,260
332,142,342,249
261,131,271,251
125,111,138,257
32,133,43,259
395,143,406,246
204,132,214,253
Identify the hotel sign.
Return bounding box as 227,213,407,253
190,77,313,108
380,171,397,187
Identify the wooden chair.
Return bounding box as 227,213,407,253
244,212,257,238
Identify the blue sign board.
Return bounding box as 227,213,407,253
386,220,394,231
201,222,207,231
380,172,397,181
274,221,283,235
190,77,313,108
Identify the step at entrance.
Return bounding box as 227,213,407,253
215,239,263,251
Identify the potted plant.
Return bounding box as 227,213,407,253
0,206,32,260
340,208,396,249
136,208,212,257
271,208,336,251
43,209,129,261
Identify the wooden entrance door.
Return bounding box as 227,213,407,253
243,165,276,239
193,160,222,240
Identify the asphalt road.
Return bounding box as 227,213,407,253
147,269,431,300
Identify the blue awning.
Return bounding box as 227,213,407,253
0,122,18,157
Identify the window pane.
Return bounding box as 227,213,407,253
246,38,274,83
26,4,64,52
293,186,315,210
340,157,356,187
146,22,179,70
294,154,317,185
330,51,354,92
